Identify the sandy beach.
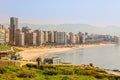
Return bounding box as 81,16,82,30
17,43,114,61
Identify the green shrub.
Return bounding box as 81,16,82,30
7,66,21,72
26,63,37,68
0,67,7,74
94,73,106,79
18,68,37,78
43,68,61,75
61,76,74,80
61,69,74,75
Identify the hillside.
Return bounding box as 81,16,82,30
3,23,120,36
0,64,119,80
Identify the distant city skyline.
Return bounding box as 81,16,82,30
1,0,120,27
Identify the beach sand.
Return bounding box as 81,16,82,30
17,43,114,61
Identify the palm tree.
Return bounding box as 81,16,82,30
36,57,41,68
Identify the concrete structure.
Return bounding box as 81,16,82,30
34,30,41,46
73,35,76,44
19,32,25,46
32,32,37,46
0,24,5,45
79,34,86,44
22,26,31,33
54,31,58,44
116,37,120,44
4,28,9,44
75,34,79,44
0,51,14,60
56,32,67,44
9,17,18,45
25,32,37,46
25,32,32,46
40,31,45,45
44,57,61,64
48,31,52,43
15,29,21,46
44,31,49,43
51,31,55,43
67,32,76,44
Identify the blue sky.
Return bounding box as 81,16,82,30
0,0,120,26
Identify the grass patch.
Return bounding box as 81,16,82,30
0,64,118,80
0,45,23,52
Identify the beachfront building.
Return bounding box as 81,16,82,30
56,32,67,45
48,31,52,43
40,31,45,45
15,29,21,46
19,32,25,46
75,34,80,44
54,31,58,44
32,32,37,46
9,17,18,45
79,34,86,44
24,32,37,46
51,31,55,43
4,28,9,45
44,31,49,43
0,24,5,45
34,30,41,46
68,32,75,44
25,32,31,46
0,24,10,45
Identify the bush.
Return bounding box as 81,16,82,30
18,68,37,78
0,67,7,74
61,76,74,80
7,66,21,72
43,68,61,75
94,73,106,79
62,69,74,75
26,63,37,68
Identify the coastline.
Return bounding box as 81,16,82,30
18,43,115,61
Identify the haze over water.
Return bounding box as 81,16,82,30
47,45,120,70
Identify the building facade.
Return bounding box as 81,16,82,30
9,17,18,45
0,25,5,45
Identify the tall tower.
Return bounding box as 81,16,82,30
10,17,18,45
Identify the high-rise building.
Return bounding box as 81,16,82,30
0,24,5,45
34,30,41,46
25,32,31,46
48,31,52,43
24,32,37,46
75,34,79,44
44,31,48,43
51,31,55,43
14,29,20,46
56,32,67,44
4,28,9,44
9,17,18,45
19,32,25,46
22,26,31,33
32,32,37,46
54,31,58,44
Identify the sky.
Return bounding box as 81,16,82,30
0,0,120,26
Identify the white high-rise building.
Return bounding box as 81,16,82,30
0,25,5,45
19,32,25,46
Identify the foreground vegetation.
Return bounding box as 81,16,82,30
0,45,23,52
0,64,119,80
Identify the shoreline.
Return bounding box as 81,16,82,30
18,43,115,61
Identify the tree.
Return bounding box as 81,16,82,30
36,57,42,68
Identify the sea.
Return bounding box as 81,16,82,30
46,45,120,70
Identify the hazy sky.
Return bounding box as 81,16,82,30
0,0,120,26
